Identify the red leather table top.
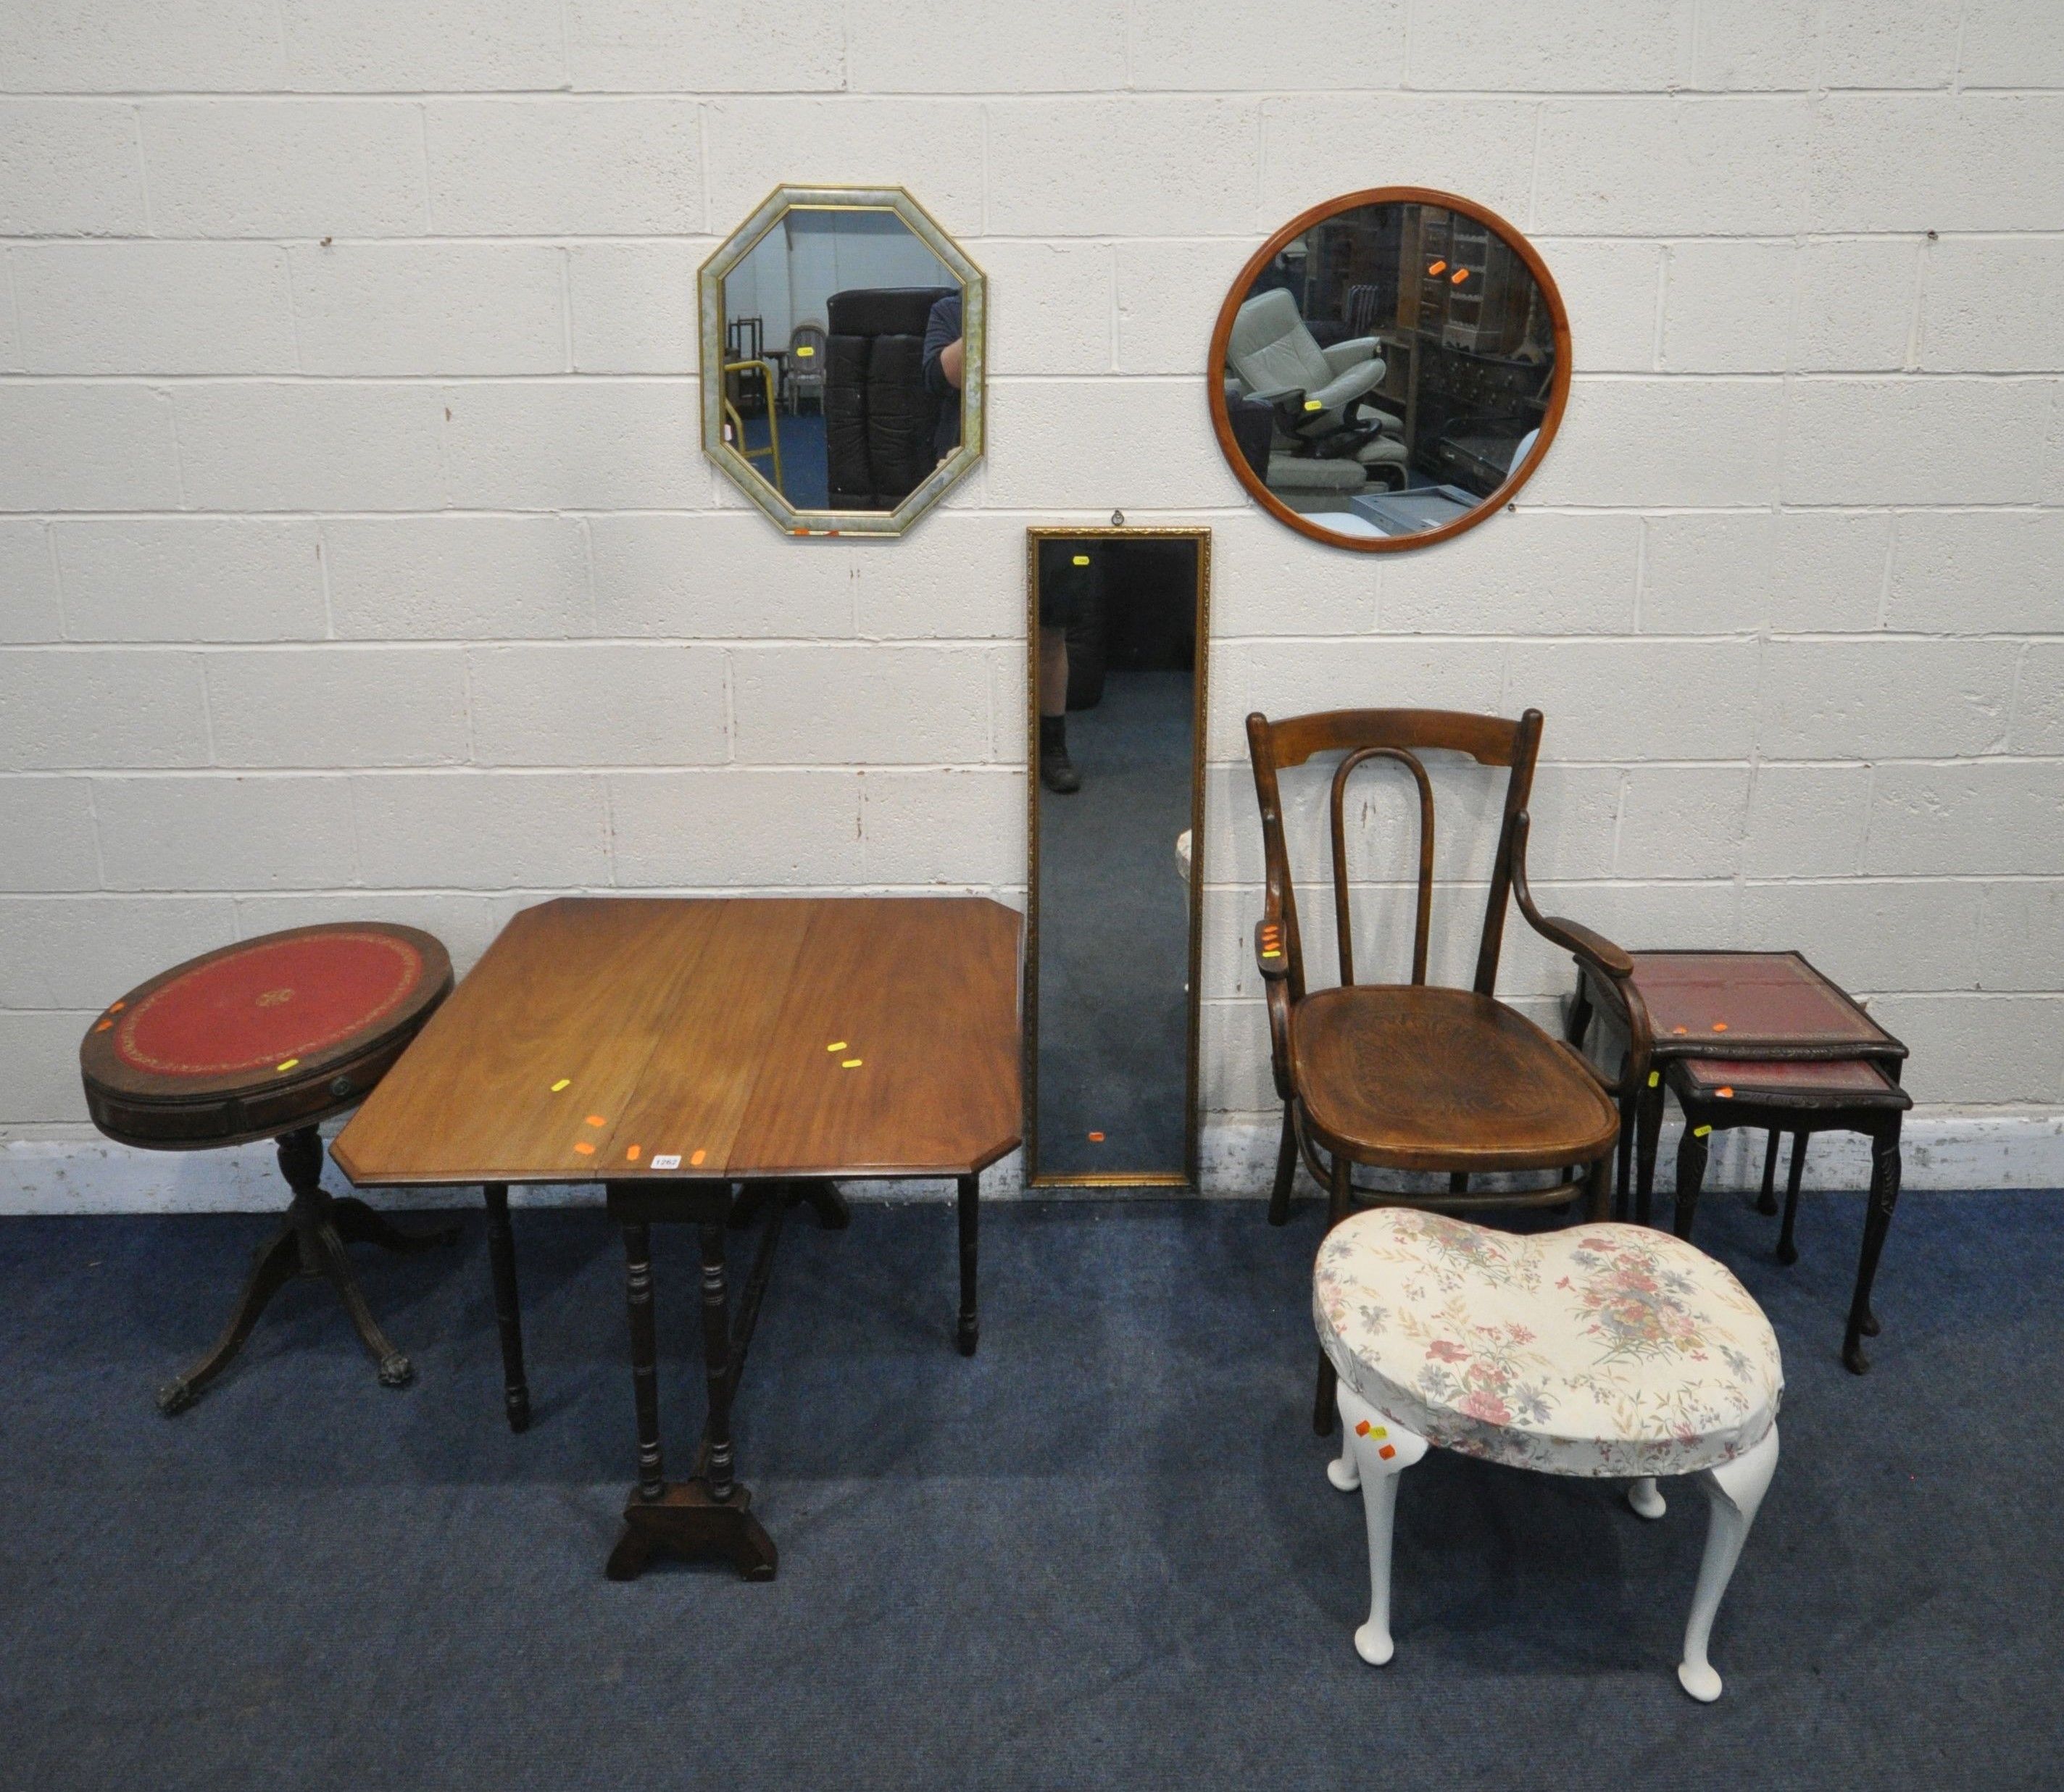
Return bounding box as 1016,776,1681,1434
1672,1054,1910,1108
113,930,425,1080
80,925,452,1145
1625,951,1903,1060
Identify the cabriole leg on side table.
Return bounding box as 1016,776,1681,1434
156,1222,301,1414
1679,1424,1779,1703
1845,1122,1902,1373
1756,1130,1782,1215
482,1183,530,1432
1777,1133,1809,1267
1673,1117,1712,1243
1331,1383,1430,1667
313,1214,414,1388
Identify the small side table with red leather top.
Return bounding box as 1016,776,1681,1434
1568,949,1907,1226
79,922,456,1414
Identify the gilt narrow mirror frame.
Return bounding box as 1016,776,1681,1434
698,183,987,538
1207,186,1572,554
1023,526,1212,1191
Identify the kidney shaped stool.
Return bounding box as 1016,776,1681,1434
1313,1207,1783,1701
80,923,455,1414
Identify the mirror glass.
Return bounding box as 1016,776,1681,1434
1215,193,1565,549
1028,531,1208,1186
723,209,957,510
702,187,983,537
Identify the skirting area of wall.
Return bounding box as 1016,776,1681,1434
4,1111,2058,1216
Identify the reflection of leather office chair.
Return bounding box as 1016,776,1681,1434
824,286,955,510
1227,289,1409,488
787,323,827,414
1244,706,1636,1431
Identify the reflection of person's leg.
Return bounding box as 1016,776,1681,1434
1039,626,1079,794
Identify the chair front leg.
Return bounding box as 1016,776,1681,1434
1268,1100,1297,1227
1678,1424,1779,1703
1331,1382,1430,1667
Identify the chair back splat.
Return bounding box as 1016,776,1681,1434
1249,707,1542,1001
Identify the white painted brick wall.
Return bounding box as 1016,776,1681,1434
1,0,2060,1188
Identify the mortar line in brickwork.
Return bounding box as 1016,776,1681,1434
14,83,2063,96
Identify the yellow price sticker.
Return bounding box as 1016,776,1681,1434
795,344,814,357
1072,555,1090,566
1303,399,1323,411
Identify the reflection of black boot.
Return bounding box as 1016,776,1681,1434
1039,715,1081,794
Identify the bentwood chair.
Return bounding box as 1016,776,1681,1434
1246,707,1643,1430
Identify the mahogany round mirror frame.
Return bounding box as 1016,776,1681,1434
1207,186,1571,554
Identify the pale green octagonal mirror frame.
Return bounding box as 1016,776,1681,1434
699,184,986,538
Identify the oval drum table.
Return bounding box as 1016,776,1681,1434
79,922,456,1414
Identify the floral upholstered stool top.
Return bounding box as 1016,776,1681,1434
1312,1208,1783,1701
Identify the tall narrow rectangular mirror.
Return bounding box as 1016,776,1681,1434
1025,528,1210,1187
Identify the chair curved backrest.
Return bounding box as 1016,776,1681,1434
1244,707,1544,1007
1228,289,1333,399
789,322,827,367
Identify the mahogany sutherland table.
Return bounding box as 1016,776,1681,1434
332,896,1022,1581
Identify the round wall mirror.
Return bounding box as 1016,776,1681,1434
1208,188,1569,551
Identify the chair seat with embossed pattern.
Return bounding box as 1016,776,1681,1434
1291,983,1619,1174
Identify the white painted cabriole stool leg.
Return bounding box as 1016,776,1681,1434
1331,1382,1430,1667
1678,1423,1780,1704
1628,1476,1666,1519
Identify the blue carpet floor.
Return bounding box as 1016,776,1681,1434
1,1185,2058,1789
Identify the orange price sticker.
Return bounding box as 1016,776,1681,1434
625,1144,641,1162
573,1141,595,1157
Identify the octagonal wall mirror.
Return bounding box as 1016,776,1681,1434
700,185,986,537
1209,188,1569,551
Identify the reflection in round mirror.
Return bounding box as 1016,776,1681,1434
700,186,985,538
1208,188,1568,552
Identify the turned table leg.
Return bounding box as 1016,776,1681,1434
957,1172,980,1356
1844,1120,1903,1374
481,1183,530,1433
605,1192,776,1583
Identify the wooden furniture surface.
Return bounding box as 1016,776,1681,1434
333,894,1022,1583
83,922,451,1150
1618,950,1905,1063
1292,984,1617,1173
77,922,458,1411
1246,705,1637,1442
1568,948,1908,1231
334,896,1023,1188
